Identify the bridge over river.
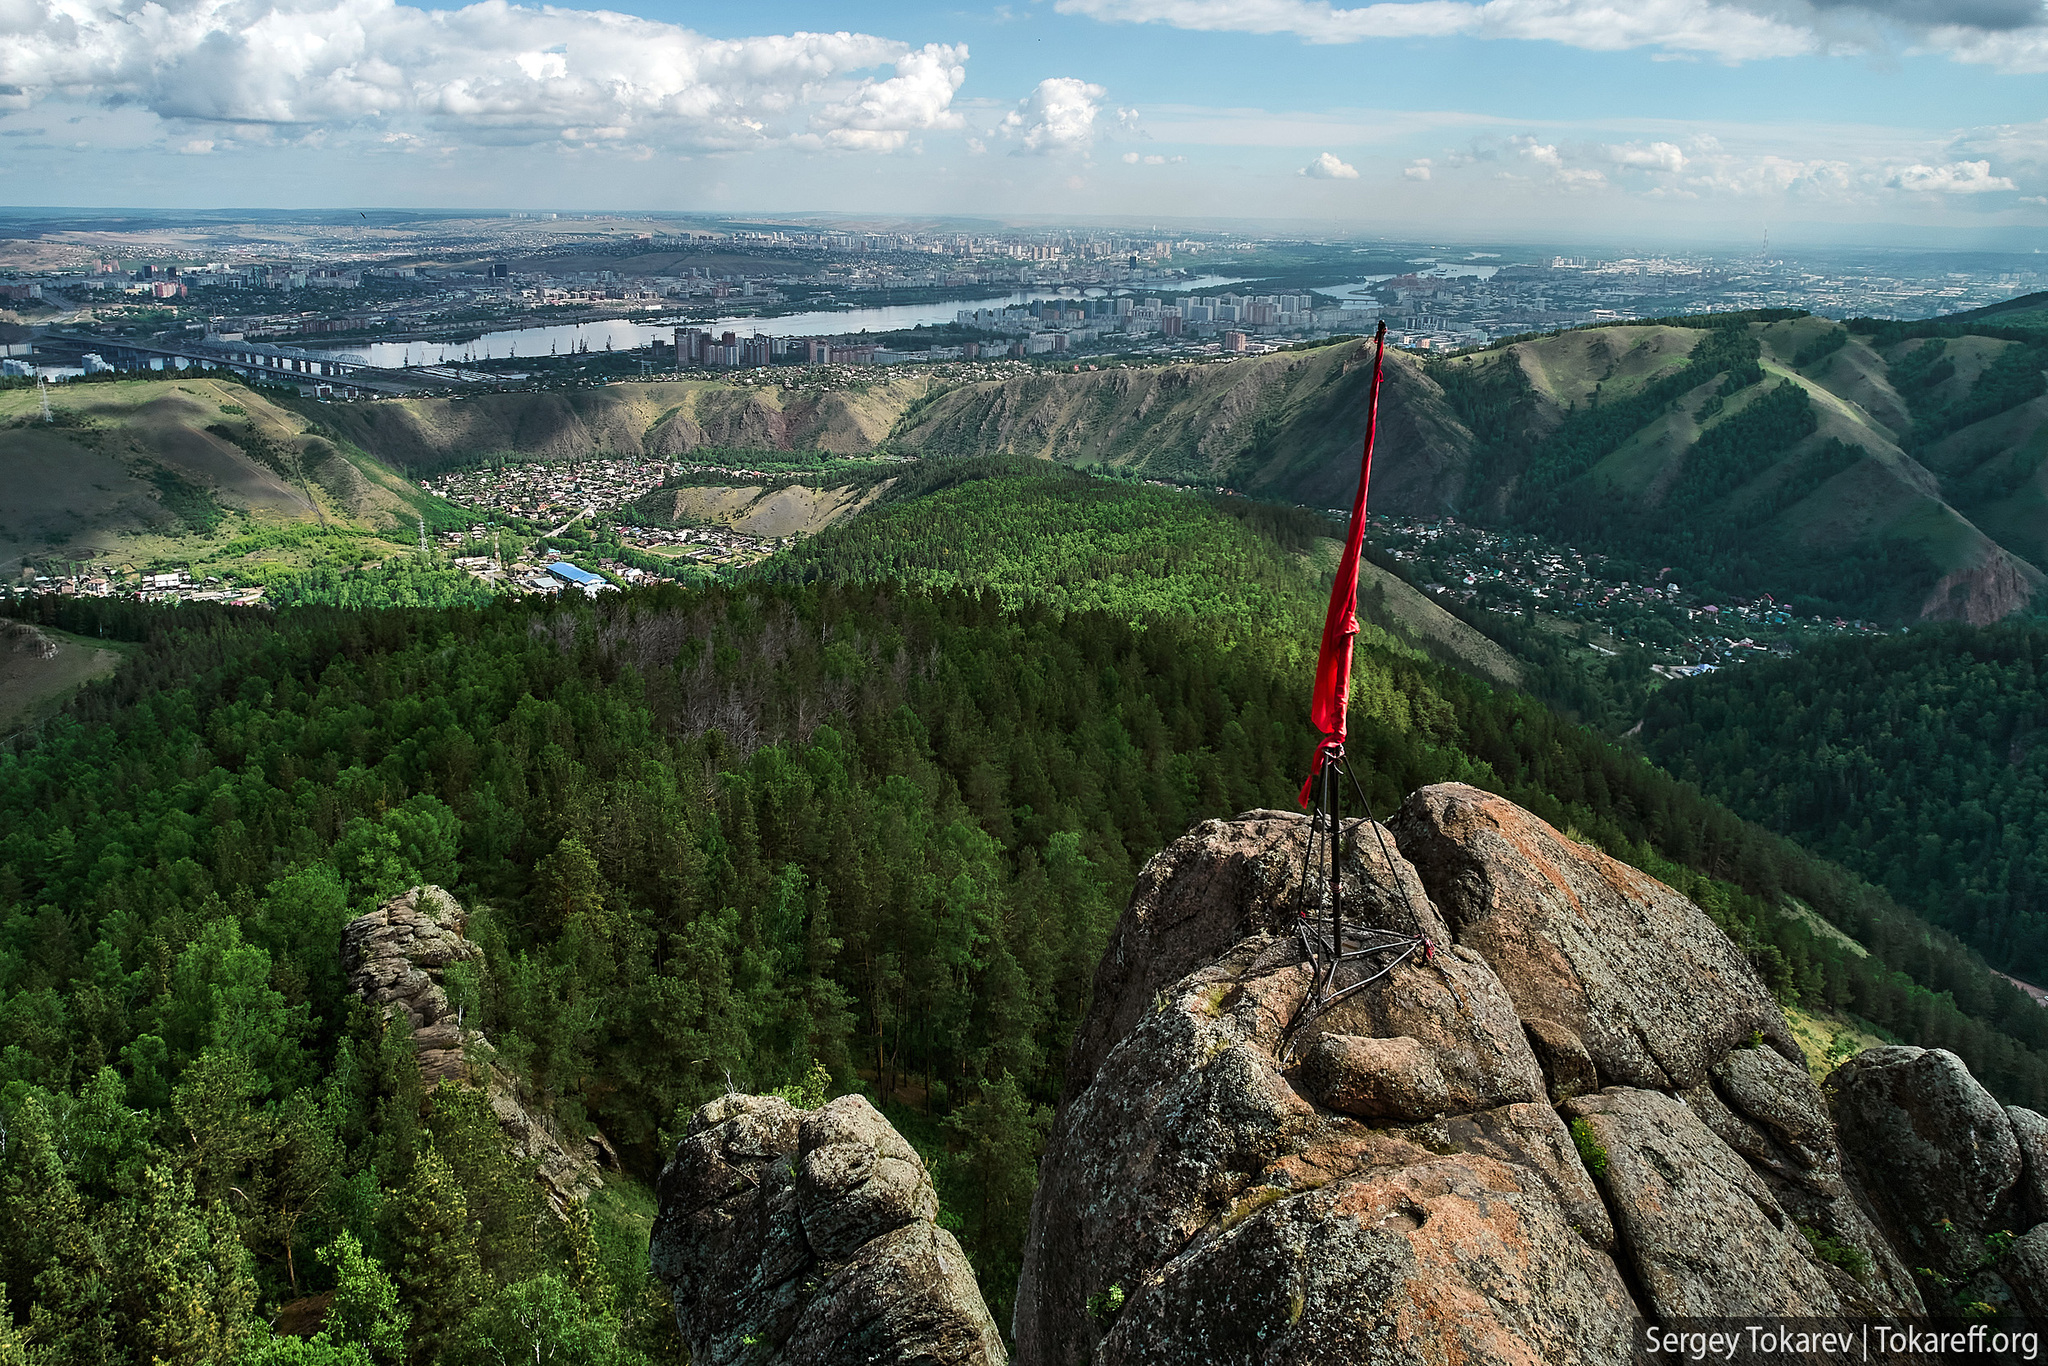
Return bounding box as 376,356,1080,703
35,332,452,397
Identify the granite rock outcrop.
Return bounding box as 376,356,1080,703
1828,1044,2048,1313
342,884,617,1212
651,1092,1007,1366
1016,784,1927,1366
648,784,2048,1364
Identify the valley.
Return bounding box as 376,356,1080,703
33,292,2048,631
1370,513,1894,667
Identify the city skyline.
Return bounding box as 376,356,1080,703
4,0,2048,240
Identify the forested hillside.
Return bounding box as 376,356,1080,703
754,460,1523,685
1643,621,2048,984
13,466,2048,1360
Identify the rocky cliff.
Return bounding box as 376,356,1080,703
647,786,2048,1363
651,1092,1008,1366
1016,784,2048,1363
342,884,618,1213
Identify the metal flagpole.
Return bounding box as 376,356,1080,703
1283,321,1436,1056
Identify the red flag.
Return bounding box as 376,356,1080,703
1300,321,1388,807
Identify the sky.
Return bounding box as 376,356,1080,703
5,0,2048,242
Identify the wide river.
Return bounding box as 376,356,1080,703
1315,264,1500,306
324,276,1254,367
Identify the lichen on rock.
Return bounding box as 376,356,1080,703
1015,784,1929,1365
1829,1045,2027,1286
650,1093,1007,1366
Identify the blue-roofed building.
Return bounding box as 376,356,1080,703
546,561,609,596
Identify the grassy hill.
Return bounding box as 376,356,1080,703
1939,290,2048,332
888,343,1477,513
310,375,938,475
1486,315,2044,623
630,478,894,540
0,376,456,584
882,320,2048,624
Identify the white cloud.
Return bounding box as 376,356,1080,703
1683,153,1853,196
1054,0,2048,67
1918,24,2048,73
1512,135,1605,185
1301,150,1359,177
176,138,215,154
1425,127,2039,202
1946,121,2048,196
1403,158,1431,179
1436,130,1886,198
1053,0,1818,61
1601,139,1687,172
803,43,966,151
1001,76,1106,154
1886,159,2018,193
0,0,972,154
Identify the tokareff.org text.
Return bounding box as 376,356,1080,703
1644,1322,2042,1362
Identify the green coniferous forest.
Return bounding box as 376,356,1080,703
1642,621,2048,985
10,464,2048,1362
261,562,498,612
754,459,1341,637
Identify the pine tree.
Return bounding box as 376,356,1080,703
317,1231,408,1365
0,1093,116,1361
389,1143,484,1365
423,1082,543,1284
113,1165,259,1366
942,1073,1051,1334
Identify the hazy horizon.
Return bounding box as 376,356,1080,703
4,0,2048,240
0,207,2043,259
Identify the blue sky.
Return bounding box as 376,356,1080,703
4,0,2048,241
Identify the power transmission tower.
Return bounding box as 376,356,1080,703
418,514,428,555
